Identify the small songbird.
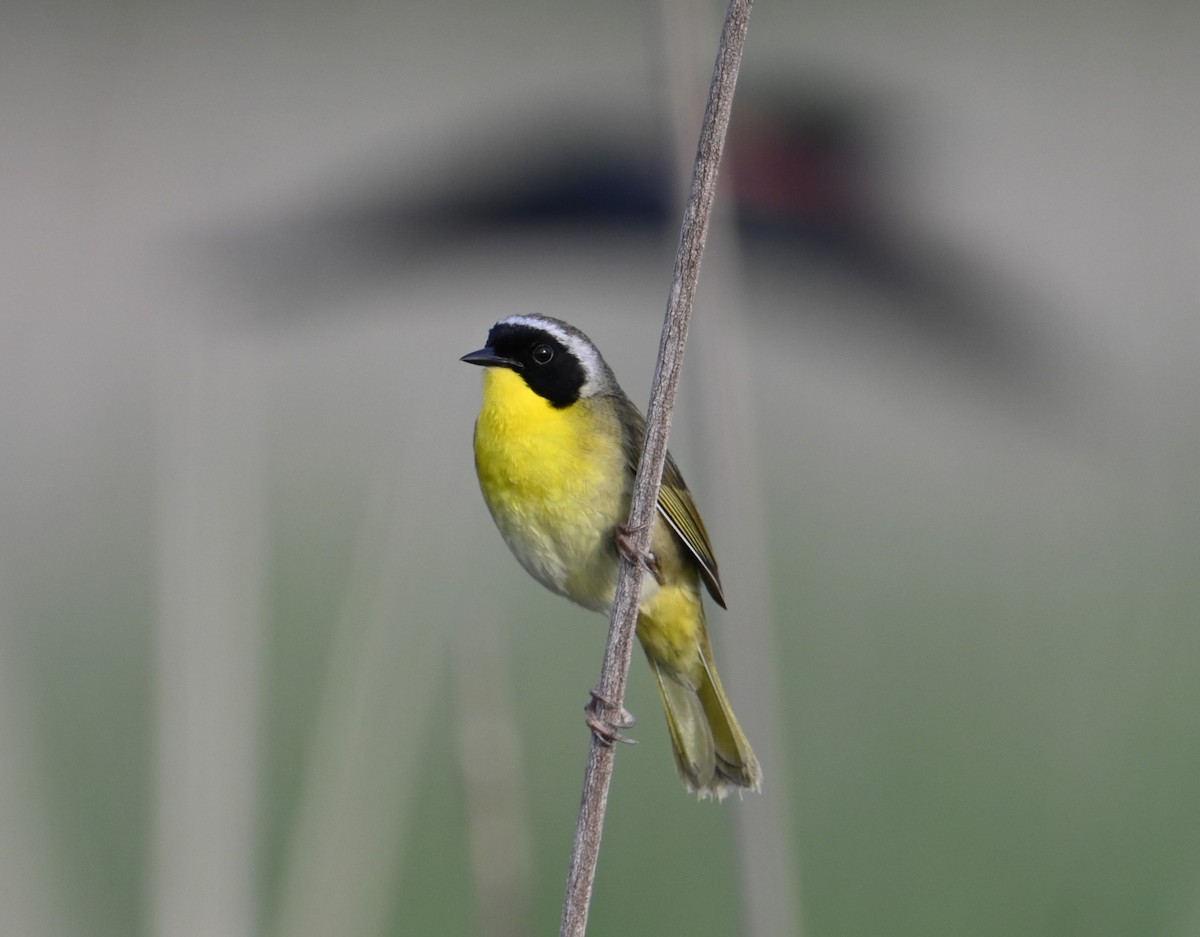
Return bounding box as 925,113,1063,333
462,314,760,799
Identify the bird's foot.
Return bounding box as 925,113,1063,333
614,523,665,586
585,688,637,746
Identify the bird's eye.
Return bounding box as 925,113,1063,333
531,344,554,365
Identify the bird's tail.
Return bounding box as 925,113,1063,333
644,625,761,800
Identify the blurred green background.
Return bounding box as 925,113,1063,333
3,2,1199,936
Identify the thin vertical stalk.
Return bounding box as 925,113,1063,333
557,3,754,936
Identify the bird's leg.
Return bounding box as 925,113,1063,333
614,523,665,586
585,687,637,746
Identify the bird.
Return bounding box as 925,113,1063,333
461,314,760,799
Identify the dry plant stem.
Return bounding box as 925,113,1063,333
557,3,754,937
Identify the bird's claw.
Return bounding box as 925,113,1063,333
585,688,637,746
614,523,665,586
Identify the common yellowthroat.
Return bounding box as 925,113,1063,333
462,314,760,799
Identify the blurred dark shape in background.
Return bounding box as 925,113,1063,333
209,81,1048,392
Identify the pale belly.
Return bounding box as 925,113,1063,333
489,492,622,610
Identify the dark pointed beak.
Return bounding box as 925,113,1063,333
460,346,520,368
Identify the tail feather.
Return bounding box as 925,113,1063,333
648,661,716,786
695,629,760,791
644,632,761,800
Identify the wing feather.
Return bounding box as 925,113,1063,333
615,394,726,608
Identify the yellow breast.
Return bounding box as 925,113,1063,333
472,368,628,608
